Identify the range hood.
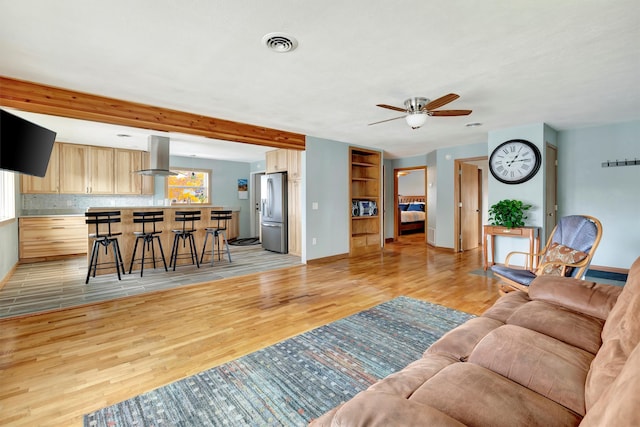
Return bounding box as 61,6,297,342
136,135,177,176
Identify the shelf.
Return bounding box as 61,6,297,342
352,196,379,200
352,232,379,237
351,215,379,220
351,177,377,181
352,162,376,167
349,146,381,255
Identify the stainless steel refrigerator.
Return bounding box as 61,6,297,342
260,172,288,253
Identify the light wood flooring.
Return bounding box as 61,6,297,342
0,234,501,426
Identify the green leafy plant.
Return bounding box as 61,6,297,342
488,199,532,228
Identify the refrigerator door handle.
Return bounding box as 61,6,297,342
262,223,281,228
268,178,274,217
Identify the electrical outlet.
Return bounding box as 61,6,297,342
312,237,317,245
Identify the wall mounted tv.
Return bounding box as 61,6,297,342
0,109,57,177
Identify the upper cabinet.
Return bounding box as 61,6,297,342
265,148,302,180
266,149,288,173
21,142,60,194
59,143,114,194
23,142,153,195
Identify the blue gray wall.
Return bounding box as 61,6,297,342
557,121,640,269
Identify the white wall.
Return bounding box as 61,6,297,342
398,169,425,196
558,120,640,269
0,174,20,282
305,136,350,260
488,124,549,262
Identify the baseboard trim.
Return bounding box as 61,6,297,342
19,253,86,264
307,253,349,265
588,264,629,275
0,262,18,291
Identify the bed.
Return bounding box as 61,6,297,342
398,196,426,234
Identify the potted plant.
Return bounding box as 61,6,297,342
488,199,532,228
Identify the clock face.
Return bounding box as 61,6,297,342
489,139,541,184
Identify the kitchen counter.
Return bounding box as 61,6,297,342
20,209,86,217
86,206,240,274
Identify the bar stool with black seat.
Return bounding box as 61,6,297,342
200,210,233,266
169,210,201,271
85,211,125,284
128,211,168,276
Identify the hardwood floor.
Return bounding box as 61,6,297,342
0,236,500,426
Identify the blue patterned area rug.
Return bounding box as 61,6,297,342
84,296,474,426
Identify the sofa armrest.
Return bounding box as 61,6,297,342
528,276,623,320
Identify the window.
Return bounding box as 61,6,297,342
0,170,16,222
166,168,210,204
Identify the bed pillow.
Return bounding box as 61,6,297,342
407,203,425,212
538,242,588,276
399,203,410,211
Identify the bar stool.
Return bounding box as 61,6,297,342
128,211,167,276
85,211,125,284
169,210,201,271
200,210,233,266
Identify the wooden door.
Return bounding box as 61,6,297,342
460,163,480,250
59,143,88,194
88,146,114,194
545,144,558,240
21,142,60,193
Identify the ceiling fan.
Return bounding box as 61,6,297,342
369,93,472,129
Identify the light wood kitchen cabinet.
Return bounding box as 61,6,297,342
141,151,155,195
59,143,114,194
21,142,60,194
287,149,302,181
19,216,88,260
115,149,143,194
287,179,302,256
266,149,288,173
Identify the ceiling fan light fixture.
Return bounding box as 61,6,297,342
405,112,427,129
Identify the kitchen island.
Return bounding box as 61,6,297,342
86,206,240,275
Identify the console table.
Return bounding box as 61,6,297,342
483,225,540,271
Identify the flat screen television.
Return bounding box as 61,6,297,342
0,109,57,177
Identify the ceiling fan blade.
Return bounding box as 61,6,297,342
424,93,459,111
376,104,406,112
368,115,406,126
429,109,472,117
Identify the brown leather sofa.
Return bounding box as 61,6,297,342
311,257,640,426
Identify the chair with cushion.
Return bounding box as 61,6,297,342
491,215,602,293
200,210,233,266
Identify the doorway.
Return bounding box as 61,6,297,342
393,166,427,242
454,157,488,252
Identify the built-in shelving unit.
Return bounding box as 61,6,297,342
349,147,381,255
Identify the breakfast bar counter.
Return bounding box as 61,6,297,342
86,206,240,275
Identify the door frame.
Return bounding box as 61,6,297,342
250,171,265,238
453,156,487,252
393,166,427,241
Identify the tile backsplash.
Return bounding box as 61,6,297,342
22,194,155,213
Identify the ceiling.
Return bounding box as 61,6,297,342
1,1,639,161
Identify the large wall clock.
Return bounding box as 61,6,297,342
489,139,542,184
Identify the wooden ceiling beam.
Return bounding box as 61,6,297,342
0,76,305,150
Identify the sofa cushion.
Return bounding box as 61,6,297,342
580,341,640,427
528,275,622,321
481,290,530,323
411,363,582,427
425,317,504,361
584,256,640,410
314,391,466,427
468,325,593,415
367,353,457,398
507,300,604,354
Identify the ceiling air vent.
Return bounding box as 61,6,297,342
262,32,298,53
